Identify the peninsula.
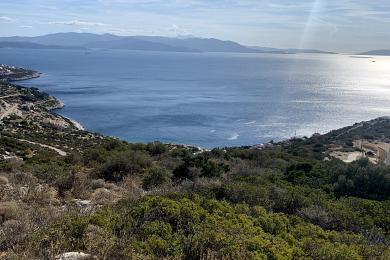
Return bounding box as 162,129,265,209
0,64,41,82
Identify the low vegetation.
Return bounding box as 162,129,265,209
0,83,389,259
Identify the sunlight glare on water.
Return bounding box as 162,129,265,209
1,49,390,147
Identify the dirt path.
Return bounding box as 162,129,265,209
0,104,18,120
0,94,21,100
18,139,67,156
330,151,363,163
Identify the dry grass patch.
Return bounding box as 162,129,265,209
0,201,19,223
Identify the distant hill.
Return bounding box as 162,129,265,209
0,41,85,50
0,32,120,47
134,36,276,53
84,38,199,52
250,46,336,54
0,33,279,53
285,48,336,54
358,50,390,56
0,32,336,54
0,33,267,53
249,46,289,53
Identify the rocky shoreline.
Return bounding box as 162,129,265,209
5,71,42,82
0,84,76,130
0,65,85,131
0,64,41,82
62,116,85,131
43,97,86,131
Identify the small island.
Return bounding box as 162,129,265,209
0,66,389,259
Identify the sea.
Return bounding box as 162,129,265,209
1,48,390,148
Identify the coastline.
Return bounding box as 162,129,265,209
6,71,42,82
62,115,85,131
0,64,42,82
8,71,86,132
3,67,206,150
5,66,389,152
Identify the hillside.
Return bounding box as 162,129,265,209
84,38,199,52
358,49,390,56
0,33,263,53
0,32,120,47
0,69,389,259
0,33,335,54
250,46,336,54
0,41,86,51
134,36,270,53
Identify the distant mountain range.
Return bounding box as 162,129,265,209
0,41,86,50
250,46,336,54
0,32,336,54
357,49,390,56
85,38,199,52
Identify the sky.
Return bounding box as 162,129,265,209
0,0,389,52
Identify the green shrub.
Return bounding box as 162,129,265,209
142,166,172,189
98,151,151,182
146,141,167,156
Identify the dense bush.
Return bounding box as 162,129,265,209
29,196,390,259
330,158,390,200
146,141,168,156
142,166,172,189
98,151,151,182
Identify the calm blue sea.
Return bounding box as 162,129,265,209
1,48,390,148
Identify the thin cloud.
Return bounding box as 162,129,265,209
169,24,189,35
41,5,58,10
0,16,15,23
47,20,108,27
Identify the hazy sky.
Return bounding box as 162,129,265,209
0,0,389,52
